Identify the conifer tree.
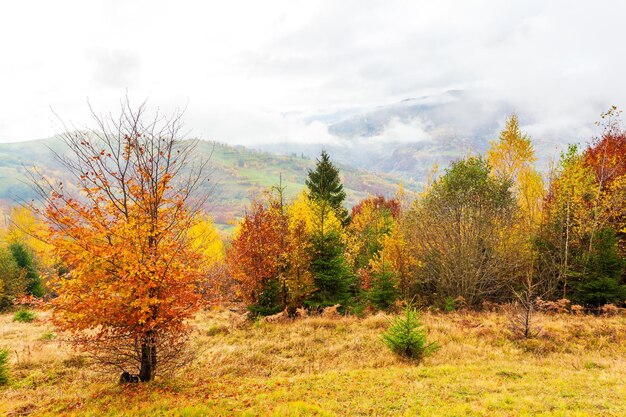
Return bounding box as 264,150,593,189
368,263,398,311
308,230,352,308
9,242,44,297
0,248,22,310
381,305,437,362
571,228,625,306
306,150,348,224
302,151,353,308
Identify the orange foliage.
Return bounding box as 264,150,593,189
584,106,626,188
582,108,626,253
350,195,400,220
46,179,204,336
34,103,212,381
227,200,286,305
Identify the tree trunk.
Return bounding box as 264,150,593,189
563,200,570,298
139,332,157,382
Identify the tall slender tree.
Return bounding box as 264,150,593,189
487,114,544,230
487,115,546,302
302,150,353,308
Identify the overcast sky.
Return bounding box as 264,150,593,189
1,0,625,145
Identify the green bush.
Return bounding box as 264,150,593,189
13,309,36,323
381,306,437,362
9,242,44,297
0,348,9,385
40,331,57,341
0,248,23,311
443,296,456,313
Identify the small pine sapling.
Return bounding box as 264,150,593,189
0,348,9,385
13,309,36,323
381,305,437,362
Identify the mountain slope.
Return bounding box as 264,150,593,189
0,137,416,229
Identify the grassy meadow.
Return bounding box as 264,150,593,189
0,308,625,416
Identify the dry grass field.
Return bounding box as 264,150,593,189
0,308,625,416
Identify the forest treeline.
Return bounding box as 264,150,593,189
0,110,624,318
226,111,626,315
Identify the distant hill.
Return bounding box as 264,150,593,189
258,90,570,183
0,137,417,230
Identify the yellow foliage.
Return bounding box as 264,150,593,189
602,175,626,248
284,192,326,301
488,114,545,233
349,201,388,238
347,197,395,270
487,114,536,180
394,183,415,213
287,192,316,234
517,167,545,232
290,191,342,236
551,152,599,240
187,214,224,267
370,221,419,298
2,206,55,268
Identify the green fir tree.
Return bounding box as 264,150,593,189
369,264,399,311
306,150,349,224
572,229,626,306
381,305,437,362
9,242,44,297
307,230,353,309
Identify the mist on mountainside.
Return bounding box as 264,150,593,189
257,90,581,181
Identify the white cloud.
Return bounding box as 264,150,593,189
187,105,338,146
0,0,624,146
368,117,433,144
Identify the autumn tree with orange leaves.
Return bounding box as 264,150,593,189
227,197,287,316
30,99,213,382
584,106,626,255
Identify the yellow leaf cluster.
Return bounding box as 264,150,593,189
187,215,224,267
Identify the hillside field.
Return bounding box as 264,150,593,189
1,309,625,416
0,138,417,231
